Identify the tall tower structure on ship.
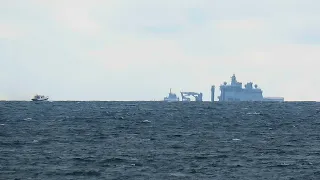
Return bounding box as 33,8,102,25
211,85,215,102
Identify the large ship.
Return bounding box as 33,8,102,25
164,88,179,102
31,94,49,101
215,74,284,102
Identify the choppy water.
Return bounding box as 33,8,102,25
0,101,320,179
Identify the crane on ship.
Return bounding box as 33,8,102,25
180,91,203,102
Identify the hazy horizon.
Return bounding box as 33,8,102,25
1,0,319,101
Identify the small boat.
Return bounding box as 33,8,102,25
164,88,179,102
31,94,49,101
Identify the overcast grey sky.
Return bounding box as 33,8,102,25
1,0,319,101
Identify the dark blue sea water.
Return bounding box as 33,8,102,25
0,101,320,179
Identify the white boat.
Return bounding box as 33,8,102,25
31,94,49,101
164,88,179,102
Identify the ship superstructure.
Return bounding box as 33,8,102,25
216,74,283,102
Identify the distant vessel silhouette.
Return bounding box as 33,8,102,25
164,88,179,102
31,94,49,101
216,74,284,101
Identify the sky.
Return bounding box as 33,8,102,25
0,0,319,101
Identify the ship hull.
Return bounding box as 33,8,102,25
31,98,48,101
164,98,179,102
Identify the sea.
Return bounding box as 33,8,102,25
0,101,320,180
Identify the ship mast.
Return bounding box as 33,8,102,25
231,74,237,85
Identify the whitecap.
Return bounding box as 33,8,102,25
246,112,260,115
170,172,187,177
